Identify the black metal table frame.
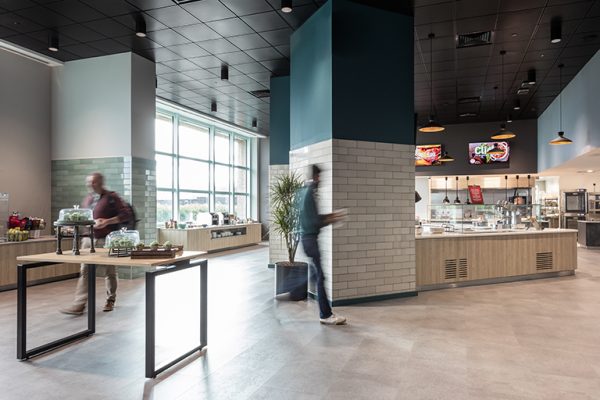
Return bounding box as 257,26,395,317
16,258,207,379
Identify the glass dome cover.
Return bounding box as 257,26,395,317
57,205,93,223
105,228,140,249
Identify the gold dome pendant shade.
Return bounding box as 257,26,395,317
419,117,446,133
491,124,516,140
549,64,573,146
550,131,573,145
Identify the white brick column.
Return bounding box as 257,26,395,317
288,139,416,305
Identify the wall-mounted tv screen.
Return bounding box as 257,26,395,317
415,144,442,166
468,142,510,164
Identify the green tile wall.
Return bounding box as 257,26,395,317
52,157,156,242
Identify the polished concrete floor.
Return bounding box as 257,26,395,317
1,244,599,400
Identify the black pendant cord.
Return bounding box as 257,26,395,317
559,64,563,131
505,175,508,201
429,33,434,119
500,50,506,122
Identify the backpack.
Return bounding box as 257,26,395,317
107,192,139,230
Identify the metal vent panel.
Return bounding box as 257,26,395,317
536,252,553,270
249,90,271,99
457,31,493,48
444,259,457,280
458,258,468,278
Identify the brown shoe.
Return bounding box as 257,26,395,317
59,304,85,316
103,300,115,312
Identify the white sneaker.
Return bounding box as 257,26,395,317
319,313,347,325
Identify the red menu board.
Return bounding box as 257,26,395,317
468,185,484,204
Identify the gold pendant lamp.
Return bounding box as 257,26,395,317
419,33,445,133
549,64,573,145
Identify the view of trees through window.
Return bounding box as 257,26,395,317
155,106,252,225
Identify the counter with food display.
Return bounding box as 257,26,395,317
0,236,79,291
416,228,577,290
158,222,262,252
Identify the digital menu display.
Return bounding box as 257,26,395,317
415,144,442,166
468,142,509,164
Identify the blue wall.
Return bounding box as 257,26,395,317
538,50,600,171
290,1,333,151
332,0,414,144
269,75,291,165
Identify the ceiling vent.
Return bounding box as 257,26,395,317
457,31,493,48
249,89,271,99
458,96,481,104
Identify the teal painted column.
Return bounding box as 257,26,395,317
289,0,416,305
269,76,291,165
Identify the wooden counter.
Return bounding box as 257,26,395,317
0,236,79,291
158,223,262,252
416,229,578,290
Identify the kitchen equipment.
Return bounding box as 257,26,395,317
210,212,219,225
223,213,230,225
562,190,587,214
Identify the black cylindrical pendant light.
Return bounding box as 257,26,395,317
527,69,536,85
220,64,229,80
252,118,257,128
551,17,562,44
211,101,217,112
48,32,59,52
281,0,293,13
135,16,147,38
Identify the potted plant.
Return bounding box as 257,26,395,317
271,172,307,300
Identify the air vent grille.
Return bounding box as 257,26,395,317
457,31,493,48
249,90,271,99
444,259,457,280
458,258,468,278
458,96,481,104
536,252,553,270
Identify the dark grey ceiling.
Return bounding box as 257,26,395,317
0,0,599,135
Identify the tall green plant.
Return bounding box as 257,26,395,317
270,172,303,263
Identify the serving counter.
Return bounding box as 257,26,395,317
0,236,78,291
158,223,262,252
416,229,577,290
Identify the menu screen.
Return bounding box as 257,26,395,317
415,144,442,166
468,142,509,164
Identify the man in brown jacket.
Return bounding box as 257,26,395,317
60,172,131,315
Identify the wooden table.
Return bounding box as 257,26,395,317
16,248,207,378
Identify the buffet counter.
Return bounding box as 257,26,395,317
158,223,262,252
0,236,78,291
416,229,577,290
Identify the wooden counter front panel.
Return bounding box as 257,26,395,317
416,232,577,286
159,224,262,252
0,239,79,290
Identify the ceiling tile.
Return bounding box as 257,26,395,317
86,18,134,37
275,44,290,57
88,38,131,53
259,27,292,46
161,58,200,72
124,0,173,10
60,23,106,41
227,33,270,50
62,42,106,58
260,59,289,74
219,0,273,16
45,0,106,23
240,11,288,32
152,46,183,62
245,46,282,61
146,5,199,27
113,13,167,32
181,0,236,22
499,0,546,12
15,6,74,27
184,68,217,80
217,51,256,65
173,22,221,42
197,37,239,54
206,17,253,37
235,61,269,74
0,13,44,34
115,34,162,50
0,0,35,10
277,4,318,29
81,0,139,17
190,54,223,68
147,28,191,46
168,42,209,57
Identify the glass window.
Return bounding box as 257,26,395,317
156,154,174,188
234,168,247,193
234,137,247,167
234,195,247,219
157,191,174,224
214,132,230,164
215,194,229,213
179,122,209,160
155,115,173,153
179,192,209,222
214,164,230,192
179,159,209,191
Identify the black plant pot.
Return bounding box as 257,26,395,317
275,261,308,301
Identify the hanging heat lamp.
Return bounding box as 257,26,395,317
454,177,461,204
419,33,445,133
443,177,450,204
439,151,454,162
491,50,517,140
505,175,509,201
550,64,573,145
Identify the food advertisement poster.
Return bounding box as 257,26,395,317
415,144,442,166
468,185,484,204
468,142,509,164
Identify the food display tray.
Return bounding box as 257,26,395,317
130,245,183,259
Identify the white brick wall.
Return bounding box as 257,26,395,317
285,138,416,303
269,164,290,264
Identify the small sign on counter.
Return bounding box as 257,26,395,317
468,185,484,204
